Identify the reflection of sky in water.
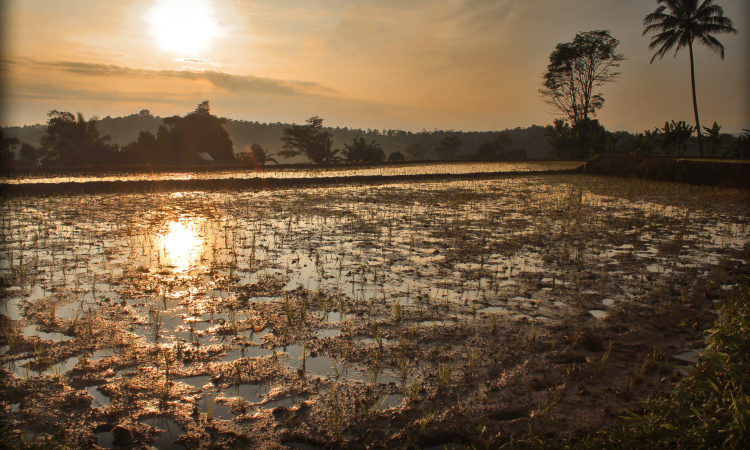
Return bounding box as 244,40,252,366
159,220,203,272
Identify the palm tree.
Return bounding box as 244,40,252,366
249,143,278,165
643,0,737,157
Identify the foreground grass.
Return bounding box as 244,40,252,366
512,278,750,450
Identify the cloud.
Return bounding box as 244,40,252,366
77,50,133,58
172,57,231,68
11,58,337,97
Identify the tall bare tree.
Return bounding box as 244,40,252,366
540,30,625,126
643,0,737,157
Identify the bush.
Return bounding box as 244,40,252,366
388,151,406,162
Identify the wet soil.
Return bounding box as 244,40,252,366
0,168,577,196
0,173,748,449
583,154,750,190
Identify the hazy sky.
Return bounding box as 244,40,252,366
1,0,748,132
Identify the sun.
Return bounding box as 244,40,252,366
145,0,222,56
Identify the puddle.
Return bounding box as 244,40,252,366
87,386,111,408
220,346,273,361
316,329,340,338
225,383,269,404
3,358,34,377
198,393,232,419
138,417,184,450
90,349,117,361
180,375,212,390
418,320,448,326
0,300,23,320
324,312,354,323
478,306,507,315
97,432,115,449
379,393,407,409
21,325,74,342
673,349,702,363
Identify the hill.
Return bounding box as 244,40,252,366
2,112,555,161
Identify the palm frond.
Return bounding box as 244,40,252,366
695,32,727,58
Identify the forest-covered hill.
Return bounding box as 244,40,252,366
2,112,555,161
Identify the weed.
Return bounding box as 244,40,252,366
438,363,452,387
420,410,437,433
468,348,480,376
360,394,388,420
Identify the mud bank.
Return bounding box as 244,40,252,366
0,169,576,196
583,154,750,190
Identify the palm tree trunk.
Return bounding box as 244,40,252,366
688,42,704,157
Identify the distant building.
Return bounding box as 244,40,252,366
196,151,214,165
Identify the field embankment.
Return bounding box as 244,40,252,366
0,168,575,195
584,154,750,190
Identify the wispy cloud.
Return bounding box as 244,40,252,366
12,58,337,97
172,57,231,68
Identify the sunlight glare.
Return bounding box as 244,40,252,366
145,0,222,55
162,221,202,272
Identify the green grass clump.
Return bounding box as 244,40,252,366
516,280,750,450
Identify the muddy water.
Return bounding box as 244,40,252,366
1,161,580,185
0,174,748,448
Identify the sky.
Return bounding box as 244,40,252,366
1,0,748,133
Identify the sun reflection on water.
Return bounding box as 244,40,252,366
161,220,202,272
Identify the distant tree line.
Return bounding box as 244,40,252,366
544,119,749,160
1,105,547,169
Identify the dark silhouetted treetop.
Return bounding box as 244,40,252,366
387,151,405,162
342,136,386,163
702,122,723,158
39,110,115,166
279,116,335,164
657,120,695,157
643,0,737,157
540,30,624,126
435,135,463,159
0,129,20,166
158,100,235,163
238,143,278,166
19,143,38,166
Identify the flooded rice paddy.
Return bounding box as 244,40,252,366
0,173,748,449
0,161,579,185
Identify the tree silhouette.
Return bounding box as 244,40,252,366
540,31,625,126
243,143,278,165
657,120,696,157
121,131,162,165
39,110,114,166
280,116,334,164
435,135,462,159
19,143,38,166
159,100,235,164
404,140,432,161
643,0,737,157
342,136,385,163
387,151,406,162
544,119,575,160
702,122,723,157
